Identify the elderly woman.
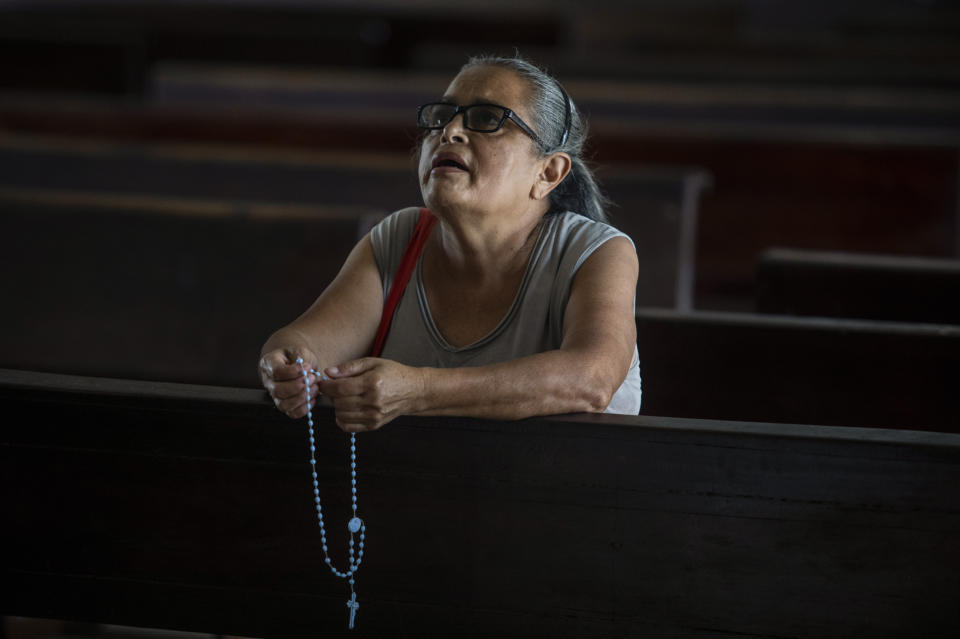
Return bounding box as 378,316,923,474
259,55,642,431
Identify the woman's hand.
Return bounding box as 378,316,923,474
319,358,426,432
259,347,320,419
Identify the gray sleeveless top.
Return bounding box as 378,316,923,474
369,207,642,414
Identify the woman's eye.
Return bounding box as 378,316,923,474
471,108,501,129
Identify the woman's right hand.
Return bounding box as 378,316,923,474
259,348,320,419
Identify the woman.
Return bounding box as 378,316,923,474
259,55,641,431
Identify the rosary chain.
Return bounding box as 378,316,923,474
298,359,366,583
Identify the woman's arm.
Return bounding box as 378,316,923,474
320,236,638,430
259,234,383,417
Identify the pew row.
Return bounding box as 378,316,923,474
2,368,958,638
0,190,382,387
0,136,708,309
756,247,960,324
636,308,960,432
4,85,957,312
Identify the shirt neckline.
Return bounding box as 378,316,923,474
414,215,553,353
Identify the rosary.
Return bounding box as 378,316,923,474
297,357,366,630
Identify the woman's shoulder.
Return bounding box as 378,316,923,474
545,211,635,257
370,206,425,247
371,206,424,239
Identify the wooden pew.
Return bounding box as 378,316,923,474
5,79,957,315
0,137,708,309
0,188,382,387
636,308,960,432
0,136,421,212
2,368,959,638
756,247,960,324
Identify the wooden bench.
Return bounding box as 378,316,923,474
0,189,382,387
0,136,421,211
5,80,957,314
2,368,958,638
636,308,960,432
756,247,960,324
0,136,708,309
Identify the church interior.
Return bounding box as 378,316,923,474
2,1,959,637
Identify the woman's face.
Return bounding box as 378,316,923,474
418,65,547,220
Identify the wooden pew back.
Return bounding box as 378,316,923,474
0,137,707,309
636,308,960,432
2,368,959,638
757,247,960,324
0,190,381,386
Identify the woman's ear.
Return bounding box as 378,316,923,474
531,152,572,201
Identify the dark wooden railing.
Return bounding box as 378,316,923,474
2,368,959,638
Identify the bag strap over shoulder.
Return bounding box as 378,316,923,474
369,208,437,357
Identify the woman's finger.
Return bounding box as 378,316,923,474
334,412,375,432
272,373,318,401
275,385,319,413
273,362,310,382
280,396,316,419
275,395,302,414
319,375,369,399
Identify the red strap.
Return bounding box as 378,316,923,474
370,208,437,357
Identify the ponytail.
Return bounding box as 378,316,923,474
549,153,610,223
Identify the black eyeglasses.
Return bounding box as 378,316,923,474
417,102,549,150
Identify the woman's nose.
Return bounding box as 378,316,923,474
441,113,468,144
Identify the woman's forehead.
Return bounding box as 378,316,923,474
442,66,530,109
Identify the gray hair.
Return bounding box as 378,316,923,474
461,54,610,223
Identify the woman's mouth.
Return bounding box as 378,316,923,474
431,153,469,173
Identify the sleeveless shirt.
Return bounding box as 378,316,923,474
369,207,642,414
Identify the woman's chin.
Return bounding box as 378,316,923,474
422,184,469,212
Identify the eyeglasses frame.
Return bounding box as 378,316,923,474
417,102,550,151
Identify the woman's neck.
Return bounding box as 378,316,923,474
429,205,546,282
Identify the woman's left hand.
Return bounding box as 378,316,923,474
319,358,426,431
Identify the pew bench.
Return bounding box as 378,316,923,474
2,368,958,638
0,189,381,387
0,136,708,309
4,60,959,312
636,308,960,432
757,247,960,324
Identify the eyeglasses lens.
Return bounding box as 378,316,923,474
420,104,456,128
464,106,506,132
418,104,507,132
